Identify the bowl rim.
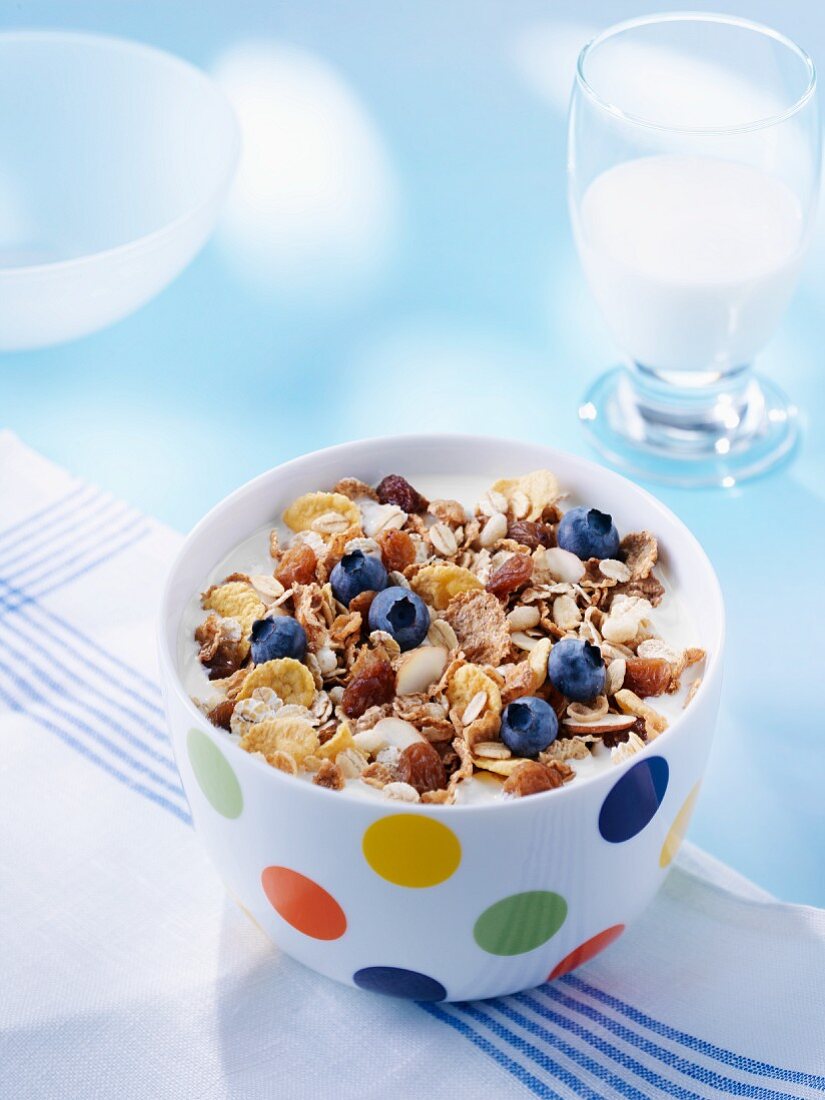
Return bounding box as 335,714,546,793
0,29,241,279
158,432,725,815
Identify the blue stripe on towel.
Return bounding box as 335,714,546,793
0,527,152,622
421,1003,565,1100
458,999,638,1100
0,674,191,826
0,654,186,803
519,989,805,1100
0,631,177,773
0,514,148,603
0,611,172,747
8,595,165,703
0,482,89,547
0,490,121,571
561,976,825,1091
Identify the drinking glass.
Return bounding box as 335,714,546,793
568,13,819,486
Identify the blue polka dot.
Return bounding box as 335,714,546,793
599,756,669,843
353,966,447,1001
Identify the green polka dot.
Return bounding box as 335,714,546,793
474,890,567,956
187,728,243,819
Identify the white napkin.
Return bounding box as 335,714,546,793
1,430,823,1100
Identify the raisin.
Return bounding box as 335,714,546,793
599,721,632,749
207,699,235,730
349,589,377,617
376,474,429,513
486,553,533,598
623,658,672,697
502,760,564,797
341,649,395,718
275,544,317,587
507,520,555,549
377,527,416,572
397,741,446,794
195,614,247,679
206,641,247,680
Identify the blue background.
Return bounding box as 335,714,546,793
2,0,823,904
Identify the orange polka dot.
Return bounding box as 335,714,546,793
261,866,347,940
547,924,625,981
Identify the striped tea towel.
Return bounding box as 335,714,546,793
1,429,823,1100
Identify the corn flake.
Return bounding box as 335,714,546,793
490,469,560,521
471,755,529,777
446,663,502,716
202,582,264,637
237,658,315,706
283,492,360,533
411,563,483,610
241,717,319,765
317,721,356,760
464,710,502,750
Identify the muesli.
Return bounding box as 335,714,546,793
186,471,705,802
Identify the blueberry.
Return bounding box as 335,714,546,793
330,550,388,605
557,506,620,560
500,696,558,758
250,616,307,663
548,638,605,703
368,586,429,651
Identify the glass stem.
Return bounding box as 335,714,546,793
618,362,758,452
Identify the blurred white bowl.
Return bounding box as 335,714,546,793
0,31,239,350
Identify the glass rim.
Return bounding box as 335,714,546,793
576,11,817,135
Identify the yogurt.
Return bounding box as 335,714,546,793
179,472,704,803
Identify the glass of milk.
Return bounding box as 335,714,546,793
568,13,819,486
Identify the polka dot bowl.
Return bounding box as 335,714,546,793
158,434,724,1002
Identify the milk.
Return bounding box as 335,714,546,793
576,155,804,374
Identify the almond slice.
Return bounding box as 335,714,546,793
473,741,512,760
461,690,488,725
562,714,637,736
566,696,609,723
352,717,425,755
395,645,449,696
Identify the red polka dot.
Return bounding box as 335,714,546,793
261,866,347,940
547,924,625,981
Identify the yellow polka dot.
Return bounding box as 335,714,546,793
659,783,701,868
363,814,461,887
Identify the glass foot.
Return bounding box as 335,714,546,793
579,367,799,488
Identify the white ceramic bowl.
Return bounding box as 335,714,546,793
0,32,239,349
158,435,724,1002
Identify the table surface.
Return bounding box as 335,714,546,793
2,0,824,906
